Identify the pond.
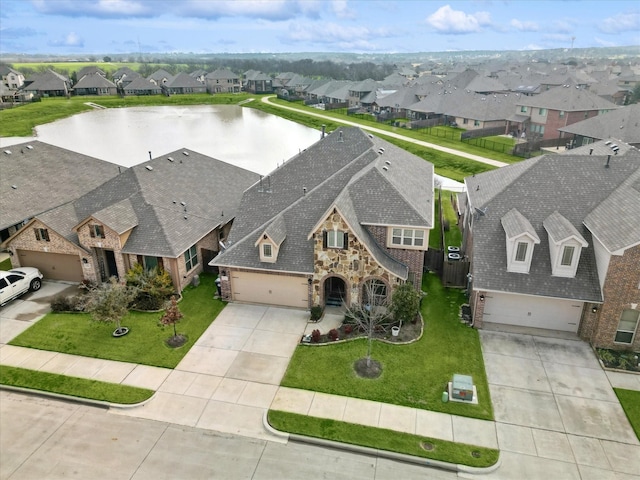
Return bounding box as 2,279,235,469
23,105,322,175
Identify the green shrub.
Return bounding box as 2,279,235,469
125,264,175,310
310,305,323,321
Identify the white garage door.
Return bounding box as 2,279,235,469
231,271,308,308
482,292,583,333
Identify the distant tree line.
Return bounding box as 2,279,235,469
6,57,396,82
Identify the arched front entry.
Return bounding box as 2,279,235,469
323,276,347,307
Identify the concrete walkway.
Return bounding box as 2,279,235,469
261,96,509,168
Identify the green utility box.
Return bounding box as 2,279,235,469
451,374,474,401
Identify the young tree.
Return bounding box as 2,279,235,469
159,295,184,346
344,279,392,373
389,282,421,330
86,277,137,336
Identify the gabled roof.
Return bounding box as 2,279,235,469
260,214,286,247
31,149,259,258
124,77,160,91
543,211,587,246
73,73,116,89
23,70,69,91
206,68,238,80
167,72,203,88
213,128,433,278
148,69,172,83
501,208,540,242
517,84,618,111
0,141,121,231
465,152,640,302
77,66,105,79
558,104,640,144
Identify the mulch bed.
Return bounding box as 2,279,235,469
305,316,422,345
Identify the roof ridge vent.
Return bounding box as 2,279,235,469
145,165,153,171
167,156,174,162
26,145,33,149
3,150,11,155
182,151,189,156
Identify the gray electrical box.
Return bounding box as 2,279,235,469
452,374,474,401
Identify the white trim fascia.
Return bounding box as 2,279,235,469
473,287,601,304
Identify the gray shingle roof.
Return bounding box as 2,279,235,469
466,152,640,302
262,214,286,246
0,141,121,231
213,128,433,279
33,149,259,258
558,104,640,144
73,73,116,89
543,211,587,245
501,208,540,241
517,84,618,111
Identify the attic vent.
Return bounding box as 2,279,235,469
26,145,33,149
11,185,17,189
377,147,385,154
182,151,189,156
382,166,389,171
145,165,153,171
368,134,373,139
167,156,174,162
385,160,391,165
605,140,612,145
3,150,11,155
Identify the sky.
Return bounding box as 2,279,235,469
0,0,638,56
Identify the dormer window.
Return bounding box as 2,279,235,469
515,242,528,262
501,208,540,274
543,211,587,278
263,244,272,258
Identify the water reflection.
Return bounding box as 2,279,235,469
32,105,321,175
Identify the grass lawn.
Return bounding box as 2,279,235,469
8,274,224,369
0,257,12,271
615,388,640,440
268,410,499,468
0,365,153,404
431,190,463,250
281,273,493,421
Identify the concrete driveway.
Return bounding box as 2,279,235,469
112,303,310,440
480,328,640,478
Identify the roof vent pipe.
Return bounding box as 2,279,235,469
149,151,152,161
605,155,611,168
321,124,326,139
303,187,307,196
338,131,344,142
589,148,593,155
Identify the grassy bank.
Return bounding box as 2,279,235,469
0,365,153,404
268,410,499,468
615,388,640,440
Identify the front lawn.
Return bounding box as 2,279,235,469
281,273,493,420
0,257,11,271
268,410,499,468
8,274,223,369
615,388,640,440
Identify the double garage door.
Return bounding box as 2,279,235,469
17,250,83,282
231,271,308,308
482,292,583,333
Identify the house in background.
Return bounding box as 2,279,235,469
508,83,618,141
205,69,241,93
22,69,71,97
0,141,121,243
0,65,25,90
558,103,640,149
212,127,434,310
243,70,273,94
73,73,117,96
3,149,260,292
462,141,640,350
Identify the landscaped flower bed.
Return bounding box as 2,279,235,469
596,348,640,372
303,315,423,344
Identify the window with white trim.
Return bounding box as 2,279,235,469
184,244,198,271
263,244,272,258
34,228,50,242
515,242,528,262
327,230,345,249
615,309,639,344
561,245,575,266
391,228,424,247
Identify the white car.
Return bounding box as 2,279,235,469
0,267,43,306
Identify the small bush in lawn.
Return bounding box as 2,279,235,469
310,305,323,321
51,294,88,312
311,329,321,343
328,328,339,341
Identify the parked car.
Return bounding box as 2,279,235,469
0,267,43,306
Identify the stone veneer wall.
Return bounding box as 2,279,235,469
311,212,402,307
582,244,640,350
77,221,127,283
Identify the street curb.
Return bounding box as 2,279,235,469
263,413,501,474
0,384,156,409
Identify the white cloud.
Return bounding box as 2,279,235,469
48,31,84,47
599,12,640,34
426,5,491,34
284,21,393,51
332,0,356,19
510,19,538,32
